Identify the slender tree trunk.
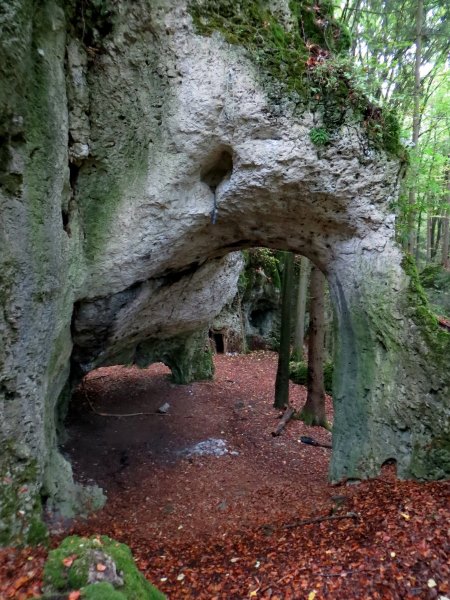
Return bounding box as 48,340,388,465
298,266,329,429
431,216,442,260
431,216,436,257
274,252,295,409
442,217,449,269
433,218,442,260
292,256,310,361
407,0,424,254
415,209,422,265
237,290,247,354
442,163,450,269
426,214,432,263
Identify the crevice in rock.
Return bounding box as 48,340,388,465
201,147,233,224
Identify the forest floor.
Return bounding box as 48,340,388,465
1,352,449,599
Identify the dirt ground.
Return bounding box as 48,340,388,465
62,351,334,543
1,352,449,599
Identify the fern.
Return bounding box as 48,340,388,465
309,127,330,146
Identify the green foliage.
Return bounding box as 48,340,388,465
289,360,333,393
240,249,281,300
421,264,450,291
309,126,329,146
190,0,351,96
420,264,450,317
338,1,449,247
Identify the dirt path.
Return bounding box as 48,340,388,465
1,352,448,599
63,352,334,543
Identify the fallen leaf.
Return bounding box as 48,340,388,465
308,591,317,600
68,592,81,600
96,563,107,572
62,555,77,568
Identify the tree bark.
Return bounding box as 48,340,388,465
274,252,295,409
415,209,422,265
442,162,450,269
298,266,329,428
292,256,310,361
426,214,432,263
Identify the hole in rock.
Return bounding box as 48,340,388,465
200,147,233,192
380,457,398,479
209,329,228,353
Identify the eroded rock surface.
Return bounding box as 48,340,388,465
0,0,449,544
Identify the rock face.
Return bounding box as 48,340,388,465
0,0,449,544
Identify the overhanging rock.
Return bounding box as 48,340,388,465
0,0,448,545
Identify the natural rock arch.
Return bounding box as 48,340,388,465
0,0,449,545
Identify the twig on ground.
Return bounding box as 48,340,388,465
272,406,295,436
282,511,359,529
81,381,169,418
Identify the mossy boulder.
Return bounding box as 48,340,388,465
42,535,165,600
420,264,450,317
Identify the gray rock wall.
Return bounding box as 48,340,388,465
0,0,449,544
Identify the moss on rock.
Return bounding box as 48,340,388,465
401,255,450,359
43,535,165,599
189,0,401,155
166,330,215,384
0,441,47,546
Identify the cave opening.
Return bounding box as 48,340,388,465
58,243,337,541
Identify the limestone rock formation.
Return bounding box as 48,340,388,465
0,0,449,544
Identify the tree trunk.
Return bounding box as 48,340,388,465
274,252,295,409
298,266,329,428
292,256,310,361
407,0,424,254
442,163,450,269
426,214,432,263
415,209,422,265
432,216,442,260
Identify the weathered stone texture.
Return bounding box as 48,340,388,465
0,0,448,544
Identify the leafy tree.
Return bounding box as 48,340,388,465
339,0,450,261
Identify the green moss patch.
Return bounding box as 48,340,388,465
0,441,47,547
402,255,450,359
